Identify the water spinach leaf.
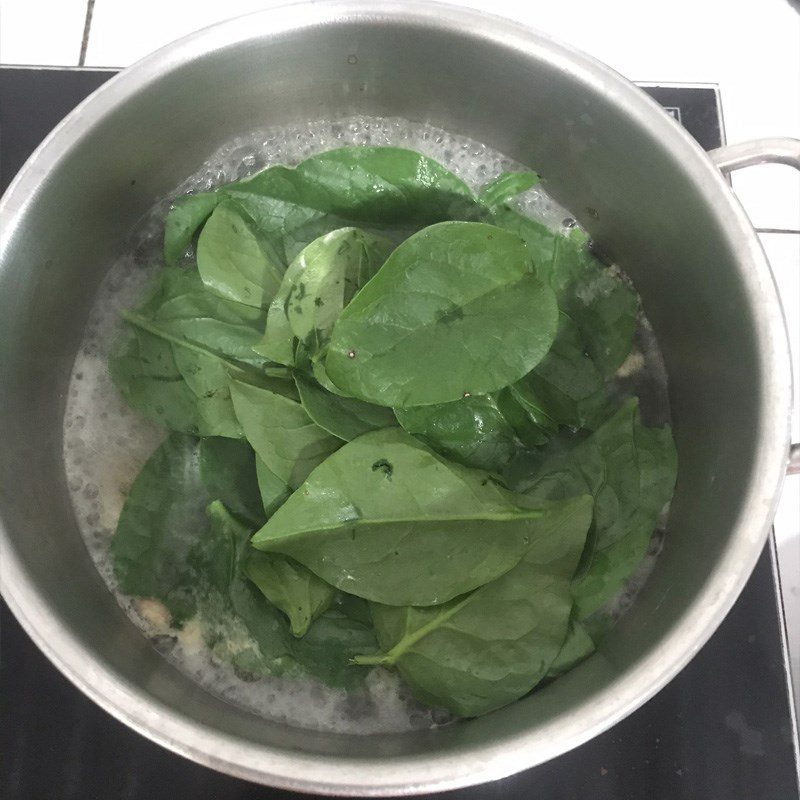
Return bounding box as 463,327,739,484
111,434,209,624
294,372,396,441
394,393,523,473
521,399,677,618
109,267,272,437
228,374,341,489
245,550,336,637
254,227,392,366
326,221,558,407
354,495,593,716
252,428,548,606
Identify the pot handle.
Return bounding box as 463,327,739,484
708,137,800,173
707,138,800,475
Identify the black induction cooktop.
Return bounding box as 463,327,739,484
1,68,798,800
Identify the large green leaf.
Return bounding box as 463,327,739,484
326,222,558,407
522,399,677,618
294,372,396,442
228,374,341,489
197,200,285,309
394,393,523,473
111,434,210,623
251,428,548,606
231,146,477,227
489,205,638,378
109,267,273,438
354,495,593,716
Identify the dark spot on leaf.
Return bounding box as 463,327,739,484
437,304,464,325
130,179,137,187
372,459,393,479
314,297,324,307
295,283,307,301
232,225,240,234
394,551,400,556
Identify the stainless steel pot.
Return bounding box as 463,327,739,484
0,2,797,795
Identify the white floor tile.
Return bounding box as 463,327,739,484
0,0,87,66
83,0,287,67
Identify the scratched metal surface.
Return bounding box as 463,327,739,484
1,68,798,800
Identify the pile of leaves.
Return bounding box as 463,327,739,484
109,147,677,717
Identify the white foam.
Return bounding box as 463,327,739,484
62,115,670,734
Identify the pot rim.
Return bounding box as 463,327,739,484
0,1,792,795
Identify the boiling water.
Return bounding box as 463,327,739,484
62,116,670,734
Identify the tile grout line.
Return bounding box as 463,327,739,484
78,0,96,67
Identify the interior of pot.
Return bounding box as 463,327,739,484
0,4,789,793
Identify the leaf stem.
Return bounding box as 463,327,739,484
352,592,476,667
351,652,392,666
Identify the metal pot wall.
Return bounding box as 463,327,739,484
0,2,796,795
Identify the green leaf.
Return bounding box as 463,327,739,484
254,227,392,366
228,374,341,489
197,200,285,308
355,495,593,716
546,618,595,678
109,267,271,438
522,399,677,618
198,438,265,526
489,207,638,377
478,171,540,207
202,501,301,677
207,502,375,686
164,192,220,266
252,428,547,606
294,372,396,441
288,609,378,687
326,222,558,407
513,312,610,431
255,456,291,518
111,434,210,623
394,393,523,473
109,326,219,437
233,146,477,227
245,550,336,637
549,233,639,377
